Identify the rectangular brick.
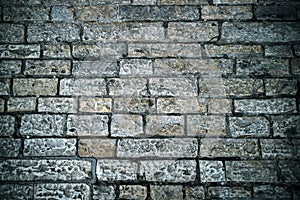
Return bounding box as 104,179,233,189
151,185,183,199
157,97,206,113
0,184,33,200
24,138,76,156
202,5,252,20
43,0,90,5
78,139,116,158
235,98,297,114
185,186,205,200
187,115,226,136
74,6,117,21
25,60,71,76
117,138,198,158
291,59,300,76
261,139,297,159
200,160,225,182
208,98,232,114
0,138,21,157
0,0,41,5
114,97,155,114
254,5,297,20
0,60,22,77
120,59,153,76
265,45,293,58
20,114,66,136
111,114,143,137
207,187,251,199
0,160,92,181
73,44,126,59
0,45,40,59
3,6,49,21
0,99,4,112
295,44,300,56
73,60,118,77
43,45,71,58
13,78,57,96
119,185,147,200
213,0,257,4
67,114,109,136
145,115,184,136
38,97,77,113
93,185,116,200
272,115,300,138
253,185,291,199
7,97,36,112
229,117,270,137
0,24,24,43
108,78,147,97
221,22,300,43
0,115,15,136
79,98,112,113
225,161,277,182
161,0,208,4
0,79,10,95
140,160,196,182
265,79,297,96
204,44,262,58
60,78,106,96
200,138,259,158
51,6,74,21
278,161,300,183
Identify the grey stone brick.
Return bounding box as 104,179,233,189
119,5,199,21
0,45,40,59
0,79,10,95
7,97,36,112
261,139,296,159
272,115,300,138
234,98,297,114
119,185,147,200
0,115,15,136
79,97,112,113
202,5,253,20
187,115,226,136
207,187,251,199
51,6,74,21
20,114,66,136
0,0,41,5
43,0,90,5
3,6,49,21
161,0,208,4
78,139,116,158
265,79,297,96
108,78,147,97
146,115,184,136
228,117,270,137
43,45,71,58
74,6,118,21
221,22,300,43
226,161,277,182
34,184,90,200
200,160,225,182
200,139,259,158
25,60,71,76
114,97,155,114
140,160,196,182
213,0,257,4
149,78,197,97
265,45,293,58
254,5,297,20
117,138,198,158
73,60,118,77
157,97,206,114
96,159,138,181
204,44,262,58
38,97,77,113
0,60,22,77
291,59,300,76
0,99,4,112
185,186,205,200
150,185,183,199
132,0,156,4
111,114,143,137
0,159,92,181
28,23,80,43
13,78,58,96
208,98,232,114
0,184,33,200
253,185,291,200
120,59,153,76
93,185,116,200
0,138,21,157
279,161,300,182
60,78,106,96
295,44,300,57
0,24,24,43
67,114,109,136
24,138,76,156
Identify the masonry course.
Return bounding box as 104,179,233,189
0,0,299,199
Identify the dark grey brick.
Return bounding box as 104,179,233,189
272,115,300,138
3,6,49,21
207,187,251,199
0,138,21,157
279,161,300,183
0,184,33,200
254,5,298,20
229,117,270,137
0,115,15,136
0,60,22,77
253,185,291,200
93,185,116,200
0,24,24,43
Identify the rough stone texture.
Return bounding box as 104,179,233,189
200,160,225,182
187,115,226,136
117,138,198,158
108,78,148,97
38,97,77,113
261,139,297,159
0,184,33,200
120,59,153,76
114,97,155,114
43,45,71,58
208,98,232,114
278,161,300,183
13,78,58,96
25,60,71,76
157,97,206,113
291,59,300,76
0,24,24,43
253,185,291,199
0,79,10,95
0,138,21,157
265,79,297,96
140,160,196,182
7,97,36,112
203,44,262,58
3,6,49,21
202,5,253,20
78,139,116,158
79,98,112,113
0,45,40,59
150,185,183,199
119,185,147,199
60,78,106,96
161,0,209,4
265,45,293,58
272,115,300,138
92,185,116,200
0,115,15,136
0,99,5,112
207,187,252,199
111,114,143,137
74,6,118,22
51,6,74,21
0,160,92,181
213,0,257,4
185,186,205,200
145,115,184,136
0,60,22,77
254,5,297,21
73,60,118,77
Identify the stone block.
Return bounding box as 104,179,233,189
20,114,66,136
146,115,184,136
108,78,148,97
117,138,198,158
92,185,116,200
60,78,106,96
187,115,226,136
140,160,196,182
254,5,297,20
0,99,4,112
38,97,77,113
25,60,71,76
24,138,76,156
0,79,10,95
0,45,40,59
78,139,116,158
278,161,300,182
13,78,57,96
119,185,147,200
272,115,300,138
0,184,33,200
3,6,49,21
265,79,297,96
120,59,153,76
0,24,24,43
0,60,22,77
67,115,109,136
261,139,296,159
111,114,143,137
200,139,259,158
0,0,41,5
200,160,225,182
96,159,138,181
43,45,71,58
161,0,208,4
202,5,253,20
253,185,291,199
208,98,232,114
79,98,112,113
0,138,21,157
291,59,300,75
185,186,205,200
7,97,36,112
295,45,300,56
213,0,257,4
207,187,251,199
225,161,277,182
73,60,118,77
132,0,156,4
0,159,92,181
150,185,183,199
0,115,15,136
204,44,262,58
51,6,74,21
114,97,155,114
265,45,293,58
74,6,117,21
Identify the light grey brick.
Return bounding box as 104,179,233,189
73,60,118,77
79,97,112,113
74,6,118,21
7,97,36,112
213,0,257,4
73,44,126,59
261,139,297,159
60,78,106,96
265,79,297,96
185,186,205,200
207,187,251,199
43,45,71,58
202,5,253,20
200,160,225,182
111,114,143,137
13,78,57,96
114,97,155,114
204,44,262,58
108,78,148,97
51,6,74,21
38,97,77,113
146,115,184,136
119,185,147,200
278,161,300,183
208,98,232,114
150,185,183,200
0,24,24,43
0,115,15,136
0,45,40,59
3,6,49,21
161,0,209,4
0,79,10,95
0,60,22,77
272,115,300,138
78,139,116,158
253,185,291,200
187,115,226,136
25,60,71,76
265,45,293,58
0,184,33,200
93,185,116,200
120,59,153,76
0,138,21,157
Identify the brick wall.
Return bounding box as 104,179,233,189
0,0,299,199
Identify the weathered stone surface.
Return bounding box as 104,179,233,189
185,186,205,200
3,6,49,21
207,187,251,199
108,78,148,97
20,114,66,136
73,60,118,77
0,160,92,181
51,6,74,21
0,45,40,59
226,161,277,182
204,44,262,58
213,0,257,4
253,185,291,200
132,0,156,4
92,185,116,200
114,97,155,113
149,78,197,97
0,79,10,95
79,98,112,113
0,184,33,200
234,98,297,114
0,138,21,157
0,99,4,112
0,115,15,136
157,98,206,113
200,160,225,182
202,5,252,20
67,115,109,136
295,45,300,56
119,5,199,21
150,185,183,199
13,78,57,96
0,60,22,77
34,184,90,200
0,24,24,43
140,160,196,182
187,115,226,136
111,114,143,137
272,115,300,138
254,5,297,20
265,45,293,58
74,6,117,21
78,139,116,158
117,138,198,158
38,97,77,113
119,185,147,200
261,139,296,159
7,97,36,112
43,45,71,58
265,79,297,96
208,98,232,114
60,78,106,96
279,161,300,182
161,0,208,4
0,0,41,5
120,59,153,76
73,44,126,59
24,138,76,156
291,59,300,76
167,22,218,42
25,60,71,76
96,159,138,181
146,115,184,136
228,117,270,137
200,139,259,158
